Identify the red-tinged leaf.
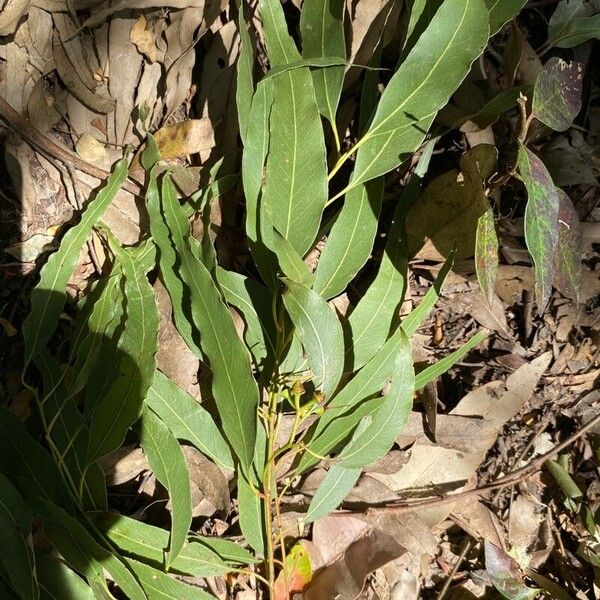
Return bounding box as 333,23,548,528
485,541,539,600
553,189,582,302
273,544,312,600
475,206,499,306
533,57,584,132
517,145,560,311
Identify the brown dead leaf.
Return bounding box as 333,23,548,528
99,445,150,486
0,0,30,36
130,15,159,62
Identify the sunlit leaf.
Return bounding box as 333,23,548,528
91,512,250,577
517,145,560,311
273,544,313,600
145,370,234,472
22,157,128,367
137,407,192,568
125,558,214,600
300,0,345,139
342,0,489,192
553,189,582,302
282,279,344,400
236,0,255,144
260,0,328,255
533,57,584,132
147,172,259,471
314,178,383,300
273,230,314,287
0,473,38,600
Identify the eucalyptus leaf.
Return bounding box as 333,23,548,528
35,551,95,600
282,279,344,399
22,158,128,367
0,473,38,600
300,0,345,138
137,407,192,568
553,189,582,302
260,0,329,255
517,145,560,311
342,0,490,193
145,370,234,472
486,0,528,35
475,207,499,307
272,229,314,286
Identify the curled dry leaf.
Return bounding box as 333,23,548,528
130,15,159,63
0,0,30,36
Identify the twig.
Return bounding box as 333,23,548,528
332,411,600,516
436,538,473,600
0,95,142,196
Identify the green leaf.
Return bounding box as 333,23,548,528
147,173,259,471
260,0,329,255
91,512,248,577
403,0,445,57
304,463,361,524
125,559,214,600
216,268,277,373
22,158,128,367
548,0,596,43
298,326,409,474
400,251,455,337
35,551,94,600
342,0,489,192
475,207,499,307
236,1,255,145
338,331,414,469
88,239,159,461
272,229,314,286
546,460,583,500
547,9,600,48
314,177,383,300
345,178,416,370
553,189,582,302
145,370,233,472
42,503,146,600
533,58,584,132
0,405,73,513
486,0,528,35
241,81,277,286
282,279,344,399
0,473,39,600
238,420,268,557
415,330,488,390
517,145,560,311
262,56,348,81
300,0,345,136
136,407,192,568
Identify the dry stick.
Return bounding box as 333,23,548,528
436,538,473,600
0,95,142,196
334,411,600,516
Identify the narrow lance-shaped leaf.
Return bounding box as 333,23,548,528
486,0,528,35
125,558,214,600
241,81,277,286
35,551,95,600
272,229,314,287
297,325,409,474
300,0,346,140
22,157,128,367
547,12,600,48
42,502,146,600
88,239,159,461
260,0,328,255
517,144,560,311
338,330,414,469
91,512,253,577
533,57,583,132
145,370,234,472
216,267,277,373
282,279,344,400
136,407,192,569
149,173,259,471
340,0,489,193
236,0,255,144
475,206,499,307
553,189,582,303
0,473,39,600
314,175,383,300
